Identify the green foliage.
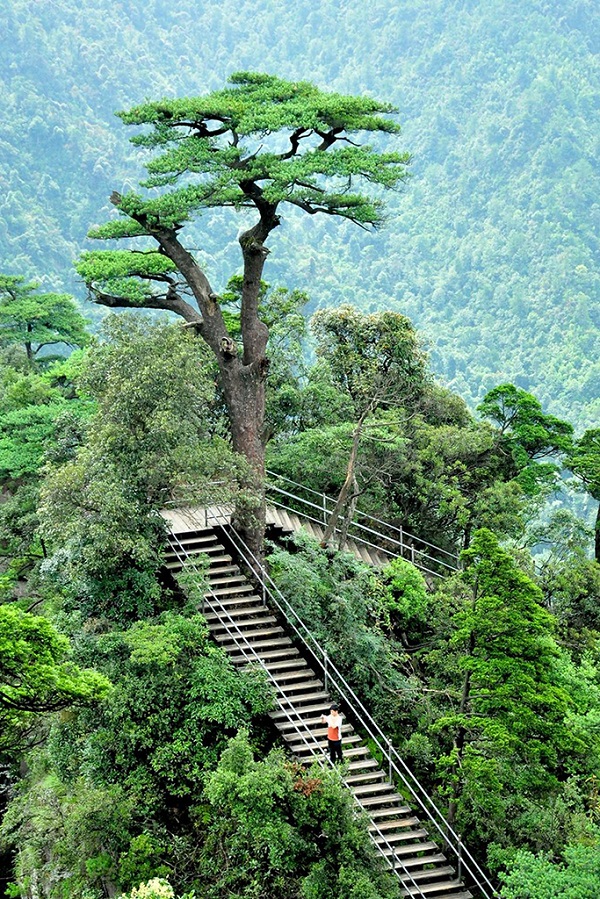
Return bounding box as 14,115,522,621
38,317,243,621
311,305,427,412
268,389,526,553
478,384,573,494
57,613,272,803
0,403,80,481
376,556,429,637
420,529,600,851
2,0,599,428
118,880,180,899
268,532,409,720
499,836,600,898
567,430,600,502
2,612,273,897
102,72,408,228
0,275,89,364
200,730,398,899
0,604,110,757
1,774,135,899
566,429,600,561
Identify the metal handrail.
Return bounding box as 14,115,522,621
168,532,433,897
187,507,497,899
267,493,450,581
265,482,458,578
266,469,460,566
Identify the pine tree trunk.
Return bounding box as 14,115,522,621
220,357,267,563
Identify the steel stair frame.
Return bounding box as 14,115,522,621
165,515,499,899
169,532,443,899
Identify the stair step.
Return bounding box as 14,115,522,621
206,563,240,575
347,758,380,772
208,615,279,632
278,690,330,707
351,782,397,797
356,793,406,808
374,828,428,846
214,626,285,642
267,658,309,673
399,866,455,884
393,853,447,870
380,840,439,858
369,804,413,819
208,584,255,597
330,746,372,759
288,737,363,756
169,531,219,544
345,771,387,785
168,541,226,557
203,605,268,622
370,816,420,832
225,637,291,653
272,702,327,719
294,733,362,749
278,717,352,732
204,593,262,609
206,575,248,588
231,647,300,663
204,554,235,566
273,668,318,684
402,881,470,897
277,678,323,693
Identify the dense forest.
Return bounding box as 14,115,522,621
1,0,599,427
1,2,599,898
0,272,599,896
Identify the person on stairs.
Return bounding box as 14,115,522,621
321,702,343,763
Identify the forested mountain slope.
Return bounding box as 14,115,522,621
1,0,599,426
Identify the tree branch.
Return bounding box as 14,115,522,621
89,287,204,329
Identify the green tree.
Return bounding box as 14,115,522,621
310,305,427,545
478,384,573,494
499,837,600,899
39,317,241,621
0,275,89,366
565,429,600,562
268,532,408,721
0,604,110,757
201,730,398,899
75,72,410,555
2,611,272,897
425,529,576,841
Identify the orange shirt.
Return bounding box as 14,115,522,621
324,713,342,741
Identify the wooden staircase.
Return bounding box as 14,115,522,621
266,505,392,568
164,524,479,899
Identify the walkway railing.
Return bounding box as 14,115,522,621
170,507,499,899
265,470,460,579
168,532,440,898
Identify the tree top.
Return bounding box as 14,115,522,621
119,71,402,138
88,72,410,236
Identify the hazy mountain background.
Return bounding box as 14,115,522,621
1,0,599,428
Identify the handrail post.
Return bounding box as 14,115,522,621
322,492,327,525
261,565,267,607
388,737,393,784
323,652,329,693
458,835,463,883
